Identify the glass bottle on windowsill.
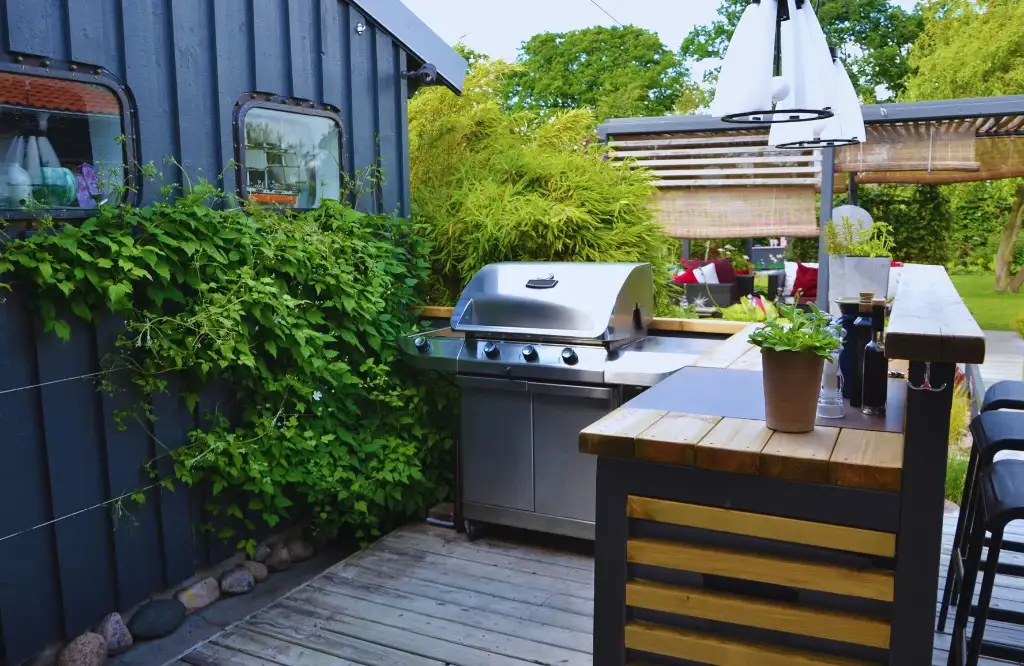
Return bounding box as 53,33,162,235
849,292,874,408
861,297,889,415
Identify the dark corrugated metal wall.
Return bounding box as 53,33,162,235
1,0,410,216
0,1,413,663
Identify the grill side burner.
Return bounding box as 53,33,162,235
398,261,725,540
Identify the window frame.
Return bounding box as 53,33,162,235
232,93,346,209
0,58,140,222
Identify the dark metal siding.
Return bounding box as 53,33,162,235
0,1,418,662
1,0,411,216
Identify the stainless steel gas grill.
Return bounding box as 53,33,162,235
399,262,722,540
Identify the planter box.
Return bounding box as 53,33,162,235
751,246,786,270
669,282,735,308
827,255,891,315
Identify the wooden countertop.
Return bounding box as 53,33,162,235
885,264,985,364
579,324,908,493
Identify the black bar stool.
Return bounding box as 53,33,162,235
949,457,1024,665
939,380,1024,633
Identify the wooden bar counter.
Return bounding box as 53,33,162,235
579,265,986,666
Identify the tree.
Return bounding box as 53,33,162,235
904,0,1024,291
408,59,681,314
502,25,697,121
681,0,923,103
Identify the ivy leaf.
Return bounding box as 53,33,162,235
107,282,131,308
71,300,93,322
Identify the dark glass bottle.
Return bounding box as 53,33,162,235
836,298,861,400
849,292,874,408
861,298,888,415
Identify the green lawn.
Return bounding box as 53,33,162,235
950,274,1023,331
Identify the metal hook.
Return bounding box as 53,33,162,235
907,361,948,392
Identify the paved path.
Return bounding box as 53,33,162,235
980,330,1022,386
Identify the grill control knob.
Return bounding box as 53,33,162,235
413,336,430,353
522,345,539,361
483,341,500,359
561,347,578,365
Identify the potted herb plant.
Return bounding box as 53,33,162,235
748,306,842,433
825,216,894,315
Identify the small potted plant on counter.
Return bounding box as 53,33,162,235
749,305,842,433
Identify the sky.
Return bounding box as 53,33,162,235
400,0,921,75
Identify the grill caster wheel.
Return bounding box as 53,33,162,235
464,519,485,542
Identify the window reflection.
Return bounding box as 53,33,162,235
0,72,125,212
241,107,341,208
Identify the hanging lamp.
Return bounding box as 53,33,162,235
772,46,865,148
711,0,834,125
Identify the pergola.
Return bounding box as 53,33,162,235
598,95,1024,309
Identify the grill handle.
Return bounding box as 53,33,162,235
528,382,616,401
456,376,528,392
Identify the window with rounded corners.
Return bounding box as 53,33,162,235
0,61,139,220
234,95,344,209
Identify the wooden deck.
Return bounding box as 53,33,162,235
174,519,1024,666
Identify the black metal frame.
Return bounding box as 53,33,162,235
0,57,141,222
231,93,345,210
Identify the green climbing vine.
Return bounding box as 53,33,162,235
0,178,455,547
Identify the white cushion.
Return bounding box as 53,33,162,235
694,262,719,284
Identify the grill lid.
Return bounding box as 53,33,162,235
450,262,654,342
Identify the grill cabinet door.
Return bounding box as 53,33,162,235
458,376,534,511
530,382,617,522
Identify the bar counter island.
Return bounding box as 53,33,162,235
578,264,986,666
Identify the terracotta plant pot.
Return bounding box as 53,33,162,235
761,349,825,433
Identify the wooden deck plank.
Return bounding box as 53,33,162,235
324,567,594,633
337,545,593,616
308,575,593,652
212,627,372,665
182,641,286,666
371,542,594,600
271,599,544,666
178,519,1023,666
381,529,593,584
401,523,594,571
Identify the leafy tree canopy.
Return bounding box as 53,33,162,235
903,0,1024,101
502,25,697,120
681,0,923,103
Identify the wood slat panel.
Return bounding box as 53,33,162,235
626,497,896,557
624,621,873,666
885,264,985,364
613,145,815,159
654,177,821,187
627,154,816,168
829,429,904,493
579,408,666,458
609,134,770,148
634,414,720,466
646,166,820,177
761,427,841,485
626,580,891,648
627,539,895,601
694,418,772,474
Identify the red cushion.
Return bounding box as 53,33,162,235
672,268,699,284
793,263,818,298
890,260,904,267
712,258,735,285
680,258,710,271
